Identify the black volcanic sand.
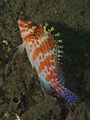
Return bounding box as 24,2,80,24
0,0,90,120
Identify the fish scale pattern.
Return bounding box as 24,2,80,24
17,18,77,104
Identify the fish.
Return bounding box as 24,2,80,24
14,18,78,104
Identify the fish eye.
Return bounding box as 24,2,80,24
24,24,28,29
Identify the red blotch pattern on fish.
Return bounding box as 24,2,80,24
17,19,78,104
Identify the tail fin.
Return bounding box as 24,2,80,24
58,87,78,104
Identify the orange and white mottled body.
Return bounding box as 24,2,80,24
17,18,77,104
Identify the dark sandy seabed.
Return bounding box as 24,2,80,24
0,0,90,120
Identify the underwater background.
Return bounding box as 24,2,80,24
0,0,90,120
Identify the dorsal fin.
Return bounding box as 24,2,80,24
53,39,63,63
43,22,64,63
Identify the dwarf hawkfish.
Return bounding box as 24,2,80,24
13,18,77,104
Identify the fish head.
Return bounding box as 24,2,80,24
17,18,35,40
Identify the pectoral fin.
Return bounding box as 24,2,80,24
12,43,25,63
